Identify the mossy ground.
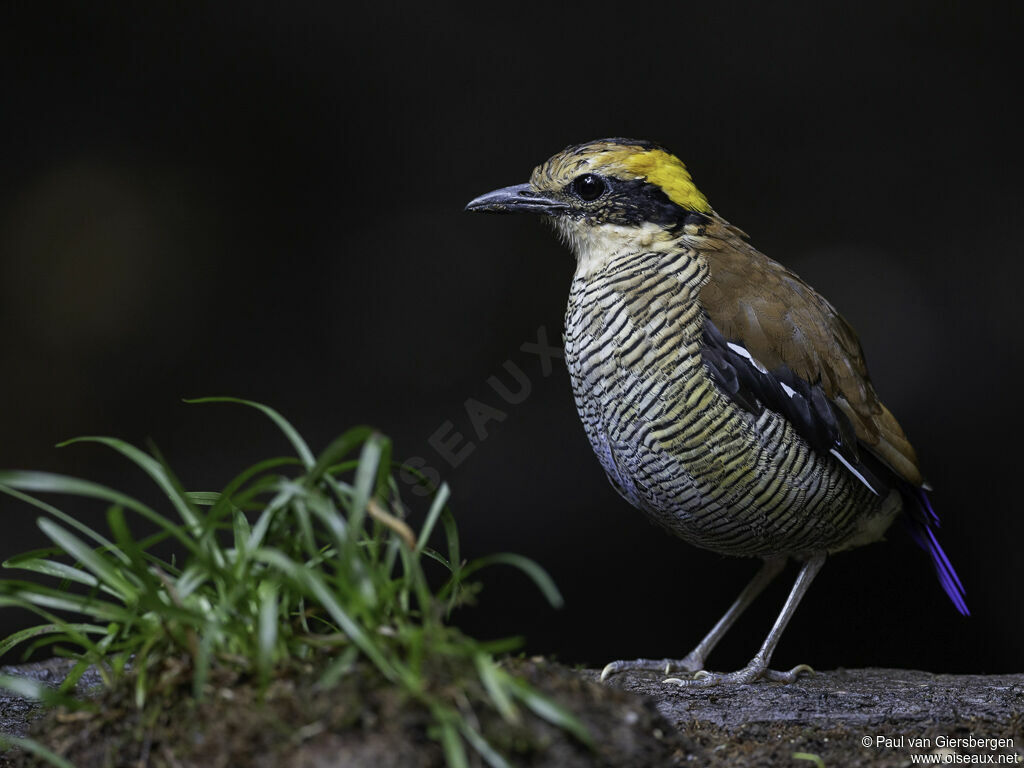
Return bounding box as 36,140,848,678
5,662,1024,766
2,657,696,767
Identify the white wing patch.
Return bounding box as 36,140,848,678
726,341,768,374
724,338,880,497
830,448,880,496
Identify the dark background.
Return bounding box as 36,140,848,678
2,3,1021,674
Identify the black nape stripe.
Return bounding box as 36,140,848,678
682,211,710,229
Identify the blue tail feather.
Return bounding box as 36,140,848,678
903,486,968,616
916,486,941,526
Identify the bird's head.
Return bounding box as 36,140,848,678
466,138,715,270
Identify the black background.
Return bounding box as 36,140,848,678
2,3,1021,674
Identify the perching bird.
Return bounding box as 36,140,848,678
466,138,967,686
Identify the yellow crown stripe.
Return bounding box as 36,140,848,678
619,149,711,213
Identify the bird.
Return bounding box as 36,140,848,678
465,138,967,686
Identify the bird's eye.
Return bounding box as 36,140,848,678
572,174,606,202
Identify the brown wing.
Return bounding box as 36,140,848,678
698,227,924,487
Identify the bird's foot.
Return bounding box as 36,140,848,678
600,653,704,682
663,662,814,687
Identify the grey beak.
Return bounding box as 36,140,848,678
464,183,569,215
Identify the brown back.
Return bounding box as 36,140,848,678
698,220,924,487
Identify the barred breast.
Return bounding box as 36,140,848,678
563,246,899,558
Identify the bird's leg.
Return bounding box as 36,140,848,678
600,557,786,681
665,552,826,686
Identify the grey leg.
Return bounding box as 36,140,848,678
600,557,786,681
665,552,826,686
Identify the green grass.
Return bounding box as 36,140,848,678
0,397,590,767
792,752,827,768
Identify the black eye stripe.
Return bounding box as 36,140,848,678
571,173,606,201
563,176,710,229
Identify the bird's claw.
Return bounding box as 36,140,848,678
600,654,704,682
664,663,814,687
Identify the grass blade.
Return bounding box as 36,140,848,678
507,677,593,747
437,716,469,768
308,427,374,484
257,581,278,683
416,483,451,553
256,549,397,680
458,719,514,768
184,397,315,469
187,492,221,506
0,673,52,703
458,553,563,609
0,480,124,561
0,734,78,768
0,622,106,659
3,551,99,589
0,473,196,554
58,437,201,531
349,436,385,538
0,400,587,768
474,652,519,723
37,519,137,602
2,583,137,623
793,754,827,768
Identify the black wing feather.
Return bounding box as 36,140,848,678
702,316,888,496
